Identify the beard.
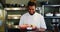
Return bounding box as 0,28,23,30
28,11,35,15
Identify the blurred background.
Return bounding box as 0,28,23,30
0,0,60,32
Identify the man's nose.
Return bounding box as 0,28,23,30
30,10,32,11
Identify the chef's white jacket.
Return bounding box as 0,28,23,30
19,12,47,29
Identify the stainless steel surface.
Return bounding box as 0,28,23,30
4,7,26,10
8,15,21,19
13,25,19,28
44,16,60,18
44,5,60,7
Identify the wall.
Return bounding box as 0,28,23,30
6,0,29,5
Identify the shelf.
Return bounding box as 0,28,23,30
7,25,19,29
44,16,60,19
8,15,21,19
44,5,60,7
4,7,26,10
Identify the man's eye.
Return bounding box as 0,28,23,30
32,9,34,10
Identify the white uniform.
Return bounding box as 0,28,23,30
19,12,47,31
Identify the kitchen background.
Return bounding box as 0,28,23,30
0,0,60,32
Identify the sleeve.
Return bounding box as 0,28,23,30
40,16,47,29
19,16,24,26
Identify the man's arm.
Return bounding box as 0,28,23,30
19,16,29,29
19,16,26,29
19,16,24,26
39,16,47,32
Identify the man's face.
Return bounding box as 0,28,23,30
28,6,36,15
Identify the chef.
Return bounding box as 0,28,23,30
19,2,47,32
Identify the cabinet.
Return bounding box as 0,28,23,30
4,7,27,32
43,5,60,32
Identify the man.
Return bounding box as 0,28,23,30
19,2,47,32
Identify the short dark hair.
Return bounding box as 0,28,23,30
28,1,36,7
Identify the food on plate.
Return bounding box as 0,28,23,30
20,24,37,30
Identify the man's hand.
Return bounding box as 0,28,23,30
39,28,46,32
20,24,28,29
35,28,46,32
27,24,37,29
19,24,37,29
32,25,37,29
